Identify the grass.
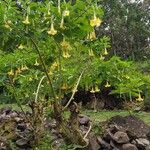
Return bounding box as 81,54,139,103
0,103,30,111
0,104,150,125
82,110,150,125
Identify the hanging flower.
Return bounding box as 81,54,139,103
58,0,61,14
4,20,12,29
22,15,30,25
90,87,95,93
88,49,94,57
136,92,144,102
52,61,59,68
48,70,53,75
18,44,25,49
21,64,27,71
95,85,100,92
60,15,64,29
29,77,33,81
8,69,14,76
4,23,10,29
24,65,29,70
63,9,70,17
87,32,96,41
61,39,70,49
104,48,108,55
62,51,71,58
90,13,102,27
105,81,111,88
47,22,57,36
100,55,105,60
34,60,39,66
16,67,22,74
61,83,68,90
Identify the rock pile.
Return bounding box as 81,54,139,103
0,107,33,150
0,107,150,150
96,115,150,150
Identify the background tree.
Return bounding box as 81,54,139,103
97,0,150,61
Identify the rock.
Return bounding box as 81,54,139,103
136,138,150,149
109,124,122,134
113,131,129,144
4,108,12,115
110,140,120,149
79,115,90,126
14,117,24,123
88,135,101,150
146,145,150,150
17,123,26,132
109,115,150,138
122,143,138,150
97,136,111,149
103,130,113,142
16,139,30,148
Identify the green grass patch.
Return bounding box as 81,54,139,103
82,110,150,125
0,104,150,125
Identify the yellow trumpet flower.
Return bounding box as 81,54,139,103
34,60,39,66
62,51,71,58
136,93,144,102
60,15,64,29
90,87,95,93
16,67,22,74
105,81,111,88
95,85,100,92
4,20,12,29
100,55,105,60
90,13,102,27
88,49,94,57
61,83,68,90
47,22,57,36
4,24,10,29
8,69,14,76
104,48,108,55
22,15,30,25
58,0,61,14
61,39,70,49
18,44,25,49
21,64,27,71
63,9,70,17
29,77,33,81
87,32,96,41
24,65,29,70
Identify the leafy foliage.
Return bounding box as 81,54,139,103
0,0,149,104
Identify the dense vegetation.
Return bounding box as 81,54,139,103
0,0,149,149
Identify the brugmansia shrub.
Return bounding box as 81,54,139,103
0,0,150,148
0,0,149,104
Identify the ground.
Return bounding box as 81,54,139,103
1,104,149,125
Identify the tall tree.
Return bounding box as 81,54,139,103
97,0,150,60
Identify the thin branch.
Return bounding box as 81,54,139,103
63,69,85,110
28,36,57,101
35,75,46,102
83,123,92,140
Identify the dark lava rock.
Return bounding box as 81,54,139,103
135,138,150,149
88,135,100,150
122,143,138,150
97,136,111,149
17,123,27,132
108,115,150,138
113,131,130,144
16,138,30,148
